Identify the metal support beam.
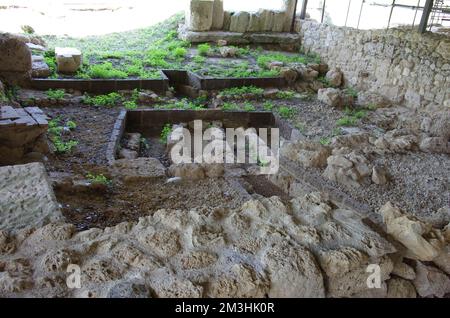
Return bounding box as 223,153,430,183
419,0,434,33
300,0,308,19
321,0,327,23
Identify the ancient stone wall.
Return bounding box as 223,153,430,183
298,20,450,111
186,0,296,33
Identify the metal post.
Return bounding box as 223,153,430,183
387,0,396,29
300,0,308,19
357,0,365,29
412,0,421,27
419,0,434,33
345,0,352,26
321,0,327,23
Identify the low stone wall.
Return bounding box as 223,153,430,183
298,20,450,111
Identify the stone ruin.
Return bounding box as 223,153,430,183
180,0,301,45
186,0,297,33
0,106,49,165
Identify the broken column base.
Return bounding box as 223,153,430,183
178,24,301,49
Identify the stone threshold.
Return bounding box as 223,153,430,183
178,24,301,45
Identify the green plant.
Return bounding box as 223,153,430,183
278,106,296,119
193,55,206,64
344,87,358,98
87,62,128,79
257,53,306,69
197,43,211,56
336,116,358,127
222,102,240,111
66,120,77,130
47,117,78,154
124,100,137,110
221,86,264,97
83,92,122,107
263,101,274,111
243,103,256,112
160,124,172,144
45,89,65,100
276,90,296,99
318,76,331,87
172,47,187,59
86,173,112,186
319,137,331,146
52,137,78,153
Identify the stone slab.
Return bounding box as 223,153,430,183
178,25,301,45
0,162,62,232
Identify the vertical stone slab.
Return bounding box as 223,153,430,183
272,10,285,32
186,0,214,32
229,11,250,33
212,0,224,30
247,13,263,32
223,11,232,31
282,0,297,32
259,9,275,32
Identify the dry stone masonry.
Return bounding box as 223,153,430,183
298,20,450,111
0,106,49,165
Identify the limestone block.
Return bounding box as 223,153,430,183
223,11,232,31
55,47,82,74
211,0,224,30
229,11,250,33
31,55,50,78
247,13,262,33
0,34,32,72
272,11,285,32
282,0,296,32
186,0,214,32
259,9,274,32
0,163,62,231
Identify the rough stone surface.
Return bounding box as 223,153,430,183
281,140,331,168
247,13,262,33
0,190,398,298
229,12,250,33
325,68,343,87
317,88,353,108
31,55,50,78
0,33,32,73
387,278,417,298
211,0,224,30
0,163,62,232
55,47,82,74
110,158,166,182
186,0,214,32
323,151,371,188
300,20,450,110
272,11,285,32
380,202,445,261
413,262,450,297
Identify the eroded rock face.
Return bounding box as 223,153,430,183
387,278,417,298
0,163,62,232
317,88,353,108
380,202,445,261
323,151,371,188
0,190,399,298
325,68,343,87
413,262,450,298
0,33,32,73
281,140,331,168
